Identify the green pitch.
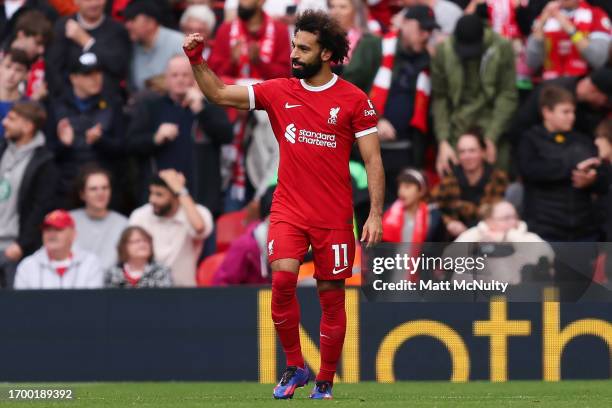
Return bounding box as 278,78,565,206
1,381,612,407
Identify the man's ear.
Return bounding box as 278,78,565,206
320,48,332,62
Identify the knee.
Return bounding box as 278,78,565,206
272,271,298,301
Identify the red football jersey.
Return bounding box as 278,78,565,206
248,74,378,230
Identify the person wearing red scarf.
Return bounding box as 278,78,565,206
382,168,444,244
208,0,291,80
382,168,444,282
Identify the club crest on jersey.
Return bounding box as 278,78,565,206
268,239,274,256
328,107,340,125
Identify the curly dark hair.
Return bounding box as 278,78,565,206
294,9,349,64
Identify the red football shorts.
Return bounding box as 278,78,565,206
267,220,355,280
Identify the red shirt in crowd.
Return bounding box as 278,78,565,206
540,0,611,79
208,13,291,80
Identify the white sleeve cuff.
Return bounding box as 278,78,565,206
355,127,378,138
247,85,255,110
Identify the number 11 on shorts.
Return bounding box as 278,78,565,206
332,244,348,267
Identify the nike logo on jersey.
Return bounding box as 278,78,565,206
285,102,302,109
332,266,349,275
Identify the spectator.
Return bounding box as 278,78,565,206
129,169,213,287
47,0,78,17
0,0,57,44
518,85,609,241
345,7,436,204
453,200,555,285
526,0,611,80
47,52,125,207
6,10,53,101
432,14,518,174
127,55,233,210
510,67,612,142
432,129,509,238
594,118,612,241
211,213,271,286
382,168,445,243
0,101,57,288
328,0,378,71
0,48,31,139
124,0,184,91
208,0,291,80
70,165,127,270
46,0,131,99
466,0,522,40
14,209,103,289
105,226,172,288
179,5,216,61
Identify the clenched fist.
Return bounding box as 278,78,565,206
183,33,205,65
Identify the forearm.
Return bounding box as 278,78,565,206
192,62,228,105
579,36,610,67
191,63,250,109
525,35,545,69
364,154,385,216
179,194,206,235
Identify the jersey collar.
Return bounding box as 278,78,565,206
300,74,338,92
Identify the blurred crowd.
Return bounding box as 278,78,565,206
0,0,610,290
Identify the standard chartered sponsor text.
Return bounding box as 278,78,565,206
298,129,337,148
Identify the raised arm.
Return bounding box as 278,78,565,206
183,33,251,110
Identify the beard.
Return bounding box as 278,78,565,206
237,5,257,21
153,202,173,217
291,57,323,79
5,129,23,143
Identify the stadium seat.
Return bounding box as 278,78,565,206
216,209,249,253
197,252,227,287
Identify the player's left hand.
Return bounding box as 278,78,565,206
361,213,383,248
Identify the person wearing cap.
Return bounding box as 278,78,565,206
345,6,437,205
47,51,126,209
0,48,31,139
526,0,611,81
128,169,214,287
431,13,518,175
0,101,58,288
124,0,184,92
382,168,445,244
14,209,104,289
46,0,130,99
396,0,462,39
510,66,612,145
